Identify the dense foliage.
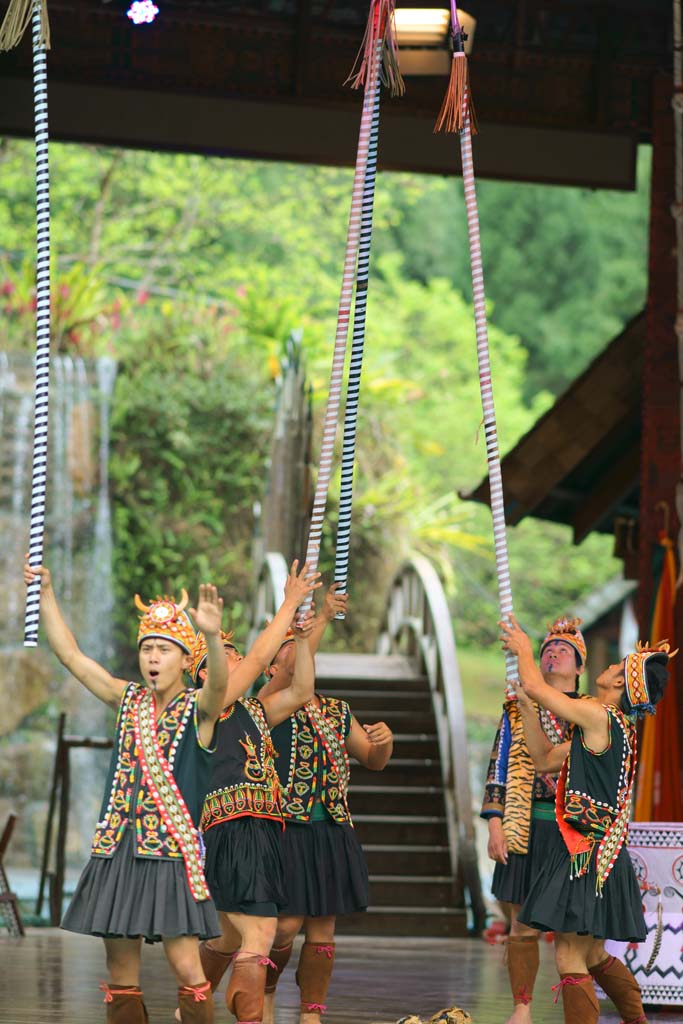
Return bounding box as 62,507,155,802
0,136,646,657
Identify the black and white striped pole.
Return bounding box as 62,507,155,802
332,79,381,618
0,0,53,646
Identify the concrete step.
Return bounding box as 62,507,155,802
363,844,451,875
368,874,456,907
352,758,442,787
354,814,448,846
315,653,422,683
348,785,445,816
327,690,432,712
336,905,468,938
392,734,440,759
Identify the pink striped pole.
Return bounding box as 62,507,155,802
298,34,383,620
459,103,518,690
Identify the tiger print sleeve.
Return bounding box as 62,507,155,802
480,709,511,819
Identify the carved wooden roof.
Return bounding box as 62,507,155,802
464,310,644,543
0,1,673,185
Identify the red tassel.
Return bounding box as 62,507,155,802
346,0,404,97
434,52,478,135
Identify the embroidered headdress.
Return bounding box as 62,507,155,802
191,630,237,685
135,591,195,654
540,615,586,666
622,639,674,718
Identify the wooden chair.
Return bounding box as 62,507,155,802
0,813,25,937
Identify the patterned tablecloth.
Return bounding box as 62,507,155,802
605,822,683,1006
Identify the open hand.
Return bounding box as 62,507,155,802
322,583,349,622
363,721,393,746
499,614,532,657
24,554,52,591
190,583,223,636
284,560,322,606
293,609,315,640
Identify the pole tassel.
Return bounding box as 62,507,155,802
346,0,404,97
434,50,478,135
0,0,50,51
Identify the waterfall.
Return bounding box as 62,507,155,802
0,352,118,872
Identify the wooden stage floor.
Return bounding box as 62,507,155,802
1,930,682,1024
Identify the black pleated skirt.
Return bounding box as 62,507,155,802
203,816,286,916
280,819,369,917
61,828,220,942
517,824,646,941
491,817,557,906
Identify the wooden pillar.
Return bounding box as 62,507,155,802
639,73,683,727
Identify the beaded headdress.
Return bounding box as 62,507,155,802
191,630,237,685
540,615,586,666
135,591,196,654
623,640,675,718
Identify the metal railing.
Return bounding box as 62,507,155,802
377,555,486,933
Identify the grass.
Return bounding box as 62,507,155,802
455,645,507,726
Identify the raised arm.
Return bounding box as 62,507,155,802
193,584,229,745
501,615,609,752
24,559,127,709
230,560,321,692
261,616,316,728
307,584,349,656
346,716,393,771
517,688,569,772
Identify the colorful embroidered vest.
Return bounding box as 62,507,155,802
556,705,636,894
271,695,353,826
200,697,282,831
91,683,213,901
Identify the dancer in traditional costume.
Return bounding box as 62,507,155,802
481,616,586,1023
260,584,394,1024
24,558,229,1024
501,615,672,1024
190,563,322,1024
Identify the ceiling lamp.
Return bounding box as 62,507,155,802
393,6,476,74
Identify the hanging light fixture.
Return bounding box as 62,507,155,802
393,5,476,73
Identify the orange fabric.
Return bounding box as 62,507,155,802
634,533,682,821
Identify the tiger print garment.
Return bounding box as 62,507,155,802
481,698,573,856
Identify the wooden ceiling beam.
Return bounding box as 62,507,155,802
571,443,641,544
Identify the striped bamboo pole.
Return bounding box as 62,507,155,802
436,3,518,689
0,0,52,646
332,72,382,617
297,34,383,621
24,0,51,647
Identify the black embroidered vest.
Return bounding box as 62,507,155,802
200,697,282,831
271,695,352,825
91,684,214,899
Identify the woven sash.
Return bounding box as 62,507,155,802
306,699,351,821
133,690,211,902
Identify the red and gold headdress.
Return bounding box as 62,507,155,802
623,640,675,717
190,629,237,685
135,591,195,654
540,615,586,666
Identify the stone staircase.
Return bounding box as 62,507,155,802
315,652,469,938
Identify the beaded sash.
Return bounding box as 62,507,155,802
134,689,211,902
305,697,352,822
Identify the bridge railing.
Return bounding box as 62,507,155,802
248,551,290,648
377,555,486,933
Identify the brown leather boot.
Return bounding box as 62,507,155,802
589,954,648,1023
265,942,294,994
295,941,335,1017
178,981,214,1023
505,936,539,1007
199,941,236,992
100,983,149,1023
555,973,599,1024
226,953,269,1023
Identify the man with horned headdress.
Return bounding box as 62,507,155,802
502,618,673,1024
24,557,229,1023
481,616,587,1024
